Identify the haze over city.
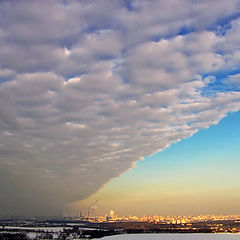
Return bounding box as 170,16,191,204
0,0,240,218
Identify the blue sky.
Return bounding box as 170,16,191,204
143,110,240,170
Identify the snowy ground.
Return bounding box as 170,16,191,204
100,233,240,240
0,226,69,231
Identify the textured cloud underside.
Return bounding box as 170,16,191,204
1,0,240,216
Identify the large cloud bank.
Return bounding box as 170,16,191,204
1,0,240,216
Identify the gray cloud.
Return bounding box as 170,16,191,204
1,0,240,216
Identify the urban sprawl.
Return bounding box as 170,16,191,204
1,214,240,239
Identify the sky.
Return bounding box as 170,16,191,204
0,0,240,217
75,111,240,217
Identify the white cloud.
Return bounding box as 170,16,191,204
224,73,240,89
66,122,86,129
64,47,71,56
0,68,15,79
64,77,82,85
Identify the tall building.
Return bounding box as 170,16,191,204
109,210,115,219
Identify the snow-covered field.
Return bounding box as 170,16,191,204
0,226,70,231
0,226,68,239
101,233,240,240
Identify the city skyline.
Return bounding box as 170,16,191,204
0,0,240,217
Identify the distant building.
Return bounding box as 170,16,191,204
109,210,115,219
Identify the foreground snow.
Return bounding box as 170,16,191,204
101,233,240,240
